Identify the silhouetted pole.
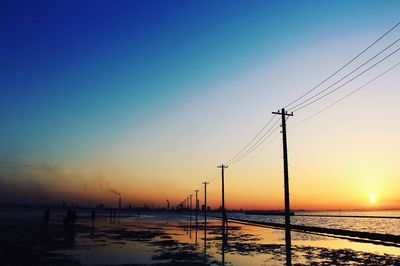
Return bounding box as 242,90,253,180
272,108,293,266
218,164,228,234
186,196,190,219
189,194,193,217
195,190,199,226
203,182,209,227
166,199,170,210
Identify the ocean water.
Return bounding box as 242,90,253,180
1,207,399,236
228,210,400,236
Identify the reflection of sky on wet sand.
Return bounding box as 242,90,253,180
60,215,400,265
228,222,400,256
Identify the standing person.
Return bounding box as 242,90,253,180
43,207,50,228
90,210,96,236
63,209,71,227
91,210,96,228
70,208,77,228
222,211,229,232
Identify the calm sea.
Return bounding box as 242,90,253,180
1,207,399,236
228,210,400,235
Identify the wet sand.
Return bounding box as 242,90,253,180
1,212,400,265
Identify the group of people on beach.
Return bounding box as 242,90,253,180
42,208,98,228
42,207,78,229
63,208,77,228
109,209,118,223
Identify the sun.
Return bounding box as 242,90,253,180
369,193,377,204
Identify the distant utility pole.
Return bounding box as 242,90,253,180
202,182,209,227
189,194,193,218
218,164,228,233
195,189,199,226
187,196,189,215
272,107,293,266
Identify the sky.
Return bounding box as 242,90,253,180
1,0,399,210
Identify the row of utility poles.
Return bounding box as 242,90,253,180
176,107,294,265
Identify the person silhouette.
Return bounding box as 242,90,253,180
43,207,50,228
222,210,229,232
91,210,96,227
63,209,71,227
70,208,77,227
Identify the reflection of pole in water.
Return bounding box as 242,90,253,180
195,190,199,226
285,230,292,266
195,225,198,246
189,221,192,239
221,227,228,266
272,108,293,266
222,242,225,266
203,222,207,257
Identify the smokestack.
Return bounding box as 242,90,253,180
119,197,121,209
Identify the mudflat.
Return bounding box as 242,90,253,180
1,212,400,265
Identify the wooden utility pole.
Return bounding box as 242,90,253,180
218,164,228,233
202,182,209,227
272,107,293,266
189,194,193,218
187,196,189,217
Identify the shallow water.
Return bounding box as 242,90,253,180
228,210,400,236
63,213,400,265
2,208,400,265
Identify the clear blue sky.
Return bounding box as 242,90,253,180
1,0,399,207
1,0,396,160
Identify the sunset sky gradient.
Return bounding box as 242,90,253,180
1,0,399,210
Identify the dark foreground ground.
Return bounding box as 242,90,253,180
1,213,400,265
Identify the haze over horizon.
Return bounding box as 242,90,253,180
1,0,400,211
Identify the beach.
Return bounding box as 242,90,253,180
1,208,400,265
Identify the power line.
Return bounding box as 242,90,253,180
224,22,400,168
291,45,400,112
228,119,280,166
284,21,400,109
228,119,281,166
225,115,276,165
207,169,220,184
289,61,400,130
288,38,400,111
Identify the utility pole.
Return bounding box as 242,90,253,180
195,190,199,226
202,182,209,227
189,194,193,217
187,196,189,217
218,164,228,234
272,107,293,266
